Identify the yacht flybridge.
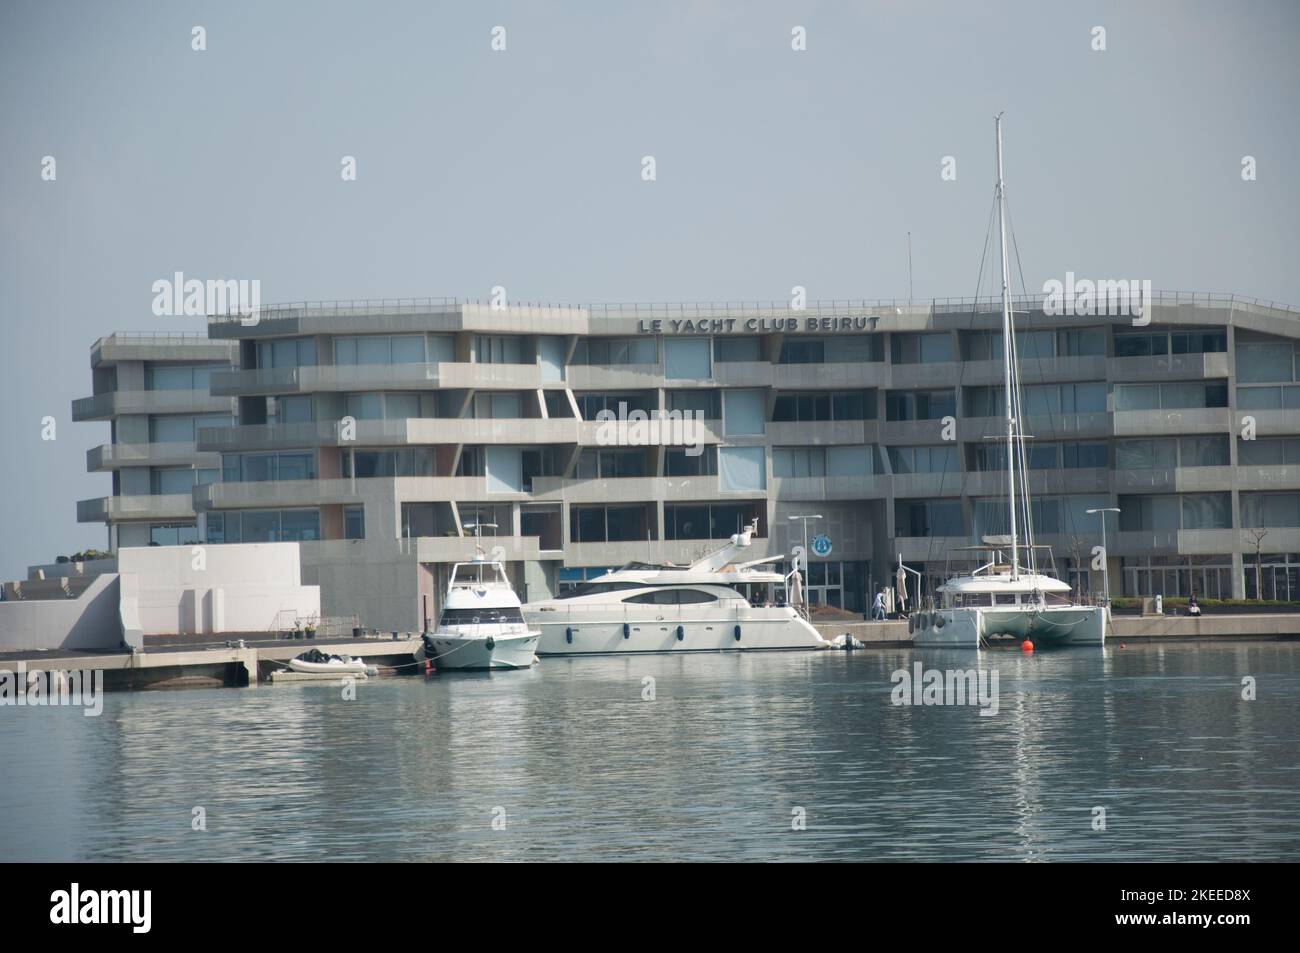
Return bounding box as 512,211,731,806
523,521,829,654
913,115,1105,649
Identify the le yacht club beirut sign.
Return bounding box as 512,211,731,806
636,315,881,334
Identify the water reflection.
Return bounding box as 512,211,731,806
1,643,1297,861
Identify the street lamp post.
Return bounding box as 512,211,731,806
1085,507,1121,606
787,514,823,573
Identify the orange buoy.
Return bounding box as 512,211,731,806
1021,640,1034,653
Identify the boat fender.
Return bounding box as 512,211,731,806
907,614,915,635
485,636,495,652
922,613,930,630
734,624,742,641
935,615,945,629
676,625,685,642
565,627,573,644
623,622,630,639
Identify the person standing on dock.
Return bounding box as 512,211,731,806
872,590,887,622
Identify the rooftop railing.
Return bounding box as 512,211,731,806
203,291,1299,324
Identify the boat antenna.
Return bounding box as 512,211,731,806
464,521,497,560
995,111,1020,581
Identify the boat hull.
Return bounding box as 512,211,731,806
530,610,828,655
913,605,1105,648
427,632,540,670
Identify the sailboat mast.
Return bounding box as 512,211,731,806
995,113,1020,580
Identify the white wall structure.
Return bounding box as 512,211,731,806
117,542,320,639
0,574,123,651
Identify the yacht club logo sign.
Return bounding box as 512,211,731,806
595,404,704,456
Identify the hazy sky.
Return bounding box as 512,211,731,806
1,0,1298,578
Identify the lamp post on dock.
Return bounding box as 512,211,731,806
1086,507,1121,606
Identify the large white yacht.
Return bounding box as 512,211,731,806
524,521,829,655
423,542,541,670
912,115,1104,649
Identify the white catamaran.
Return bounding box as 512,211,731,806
912,115,1105,649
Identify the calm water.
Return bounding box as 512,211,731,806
2,642,1298,862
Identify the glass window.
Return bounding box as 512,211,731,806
723,390,765,435
665,338,711,379
779,340,823,364
666,447,717,476
714,337,761,362
1179,435,1229,467
1235,342,1294,383
719,446,766,491
390,336,425,363
386,393,421,420
345,393,383,420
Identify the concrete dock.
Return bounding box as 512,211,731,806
0,636,422,690
2,616,1298,691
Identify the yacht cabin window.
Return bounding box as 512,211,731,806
622,589,719,605
994,594,1019,605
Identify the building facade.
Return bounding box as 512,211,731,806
75,294,1300,631
73,333,237,550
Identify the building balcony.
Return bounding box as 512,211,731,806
773,362,889,389
956,412,1112,442
71,390,237,422
566,364,664,390
770,474,892,500
766,420,878,446
1112,407,1232,437
1236,409,1300,437
90,333,236,368
209,361,557,397
86,441,219,472
1110,351,1231,382
408,418,581,445
962,468,1111,496
1235,465,1300,491
398,534,546,563
529,475,719,503
893,536,970,562
562,537,775,568
575,419,722,446
1111,528,1244,556
1112,466,1237,493
205,300,587,339
957,356,1109,387
887,362,962,389
197,418,583,452
76,494,195,523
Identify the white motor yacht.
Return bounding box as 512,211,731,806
524,520,829,655
423,544,540,670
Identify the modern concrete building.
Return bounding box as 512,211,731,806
73,293,1300,632
72,332,237,549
